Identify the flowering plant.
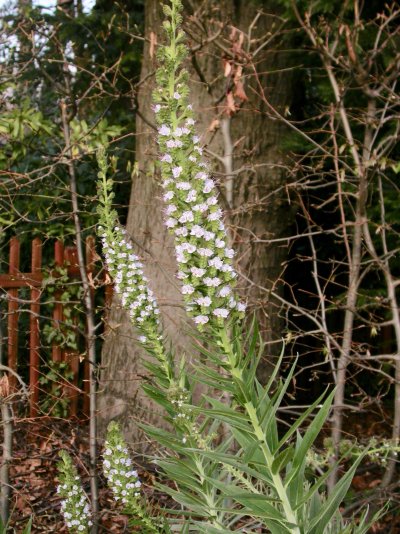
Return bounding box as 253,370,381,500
103,422,164,533
57,451,92,534
152,2,245,329
57,1,384,532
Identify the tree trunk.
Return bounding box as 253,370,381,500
98,0,295,444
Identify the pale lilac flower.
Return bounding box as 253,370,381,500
186,190,197,202
207,196,218,206
153,104,161,113
203,179,215,193
208,209,222,222
228,297,236,308
203,231,215,241
215,239,225,248
182,284,195,295
209,256,224,269
180,242,197,254
193,203,208,213
177,270,188,280
195,171,208,180
161,153,173,163
174,127,184,137
166,140,177,149
225,248,235,259
191,267,206,277
194,315,209,325
159,125,171,136
196,296,212,307
176,252,188,264
221,263,234,273
175,227,189,237
186,118,195,126
237,302,247,312
174,92,181,99
190,225,205,238
219,286,231,297
188,155,197,162
198,248,213,257
165,218,177,228
172,166,183,178
193,135,200,143
203,277,222,287
213,308,229,318
179,211,194,223
172,139,183,148
164,191,174,201
166,205,177,215
176,182,191,190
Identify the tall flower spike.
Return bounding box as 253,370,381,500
103,422,160,534
57,451,92,534
96,149,174,381
153,0,246,328
103,422,142,504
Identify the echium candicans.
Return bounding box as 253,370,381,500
57,451,93,534
153,0,246,328
103,422,162,533
96,150,173,380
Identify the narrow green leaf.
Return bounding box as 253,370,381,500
286,390,335,487
271,446,294,475
308,452,365,534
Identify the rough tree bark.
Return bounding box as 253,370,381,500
98,0,295,444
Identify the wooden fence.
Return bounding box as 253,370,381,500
0,236,112,418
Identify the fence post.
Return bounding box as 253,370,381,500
7,237,20,391
52,241,64,364
29,238,42,417
64,246,80,417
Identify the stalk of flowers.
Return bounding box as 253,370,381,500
96,149,174,382
103,422,160,533
57,451,93,534
153,1,246,330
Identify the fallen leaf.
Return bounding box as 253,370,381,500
226,92,236,115
223,60,232,77
208,119,220,132
234,80,248,101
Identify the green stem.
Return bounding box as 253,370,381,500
218,328,301,534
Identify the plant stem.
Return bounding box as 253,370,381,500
218,329,300,533
60,99,99,533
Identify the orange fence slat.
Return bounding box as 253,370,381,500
52,241,64,363
0,273,43,288
29,238,42,417
64,245,81,417
7,237,20,391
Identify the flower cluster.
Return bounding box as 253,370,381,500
99,225,162,347
57,451,92,534
153,1,245,328
103,422,142,505
97,149,176,384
